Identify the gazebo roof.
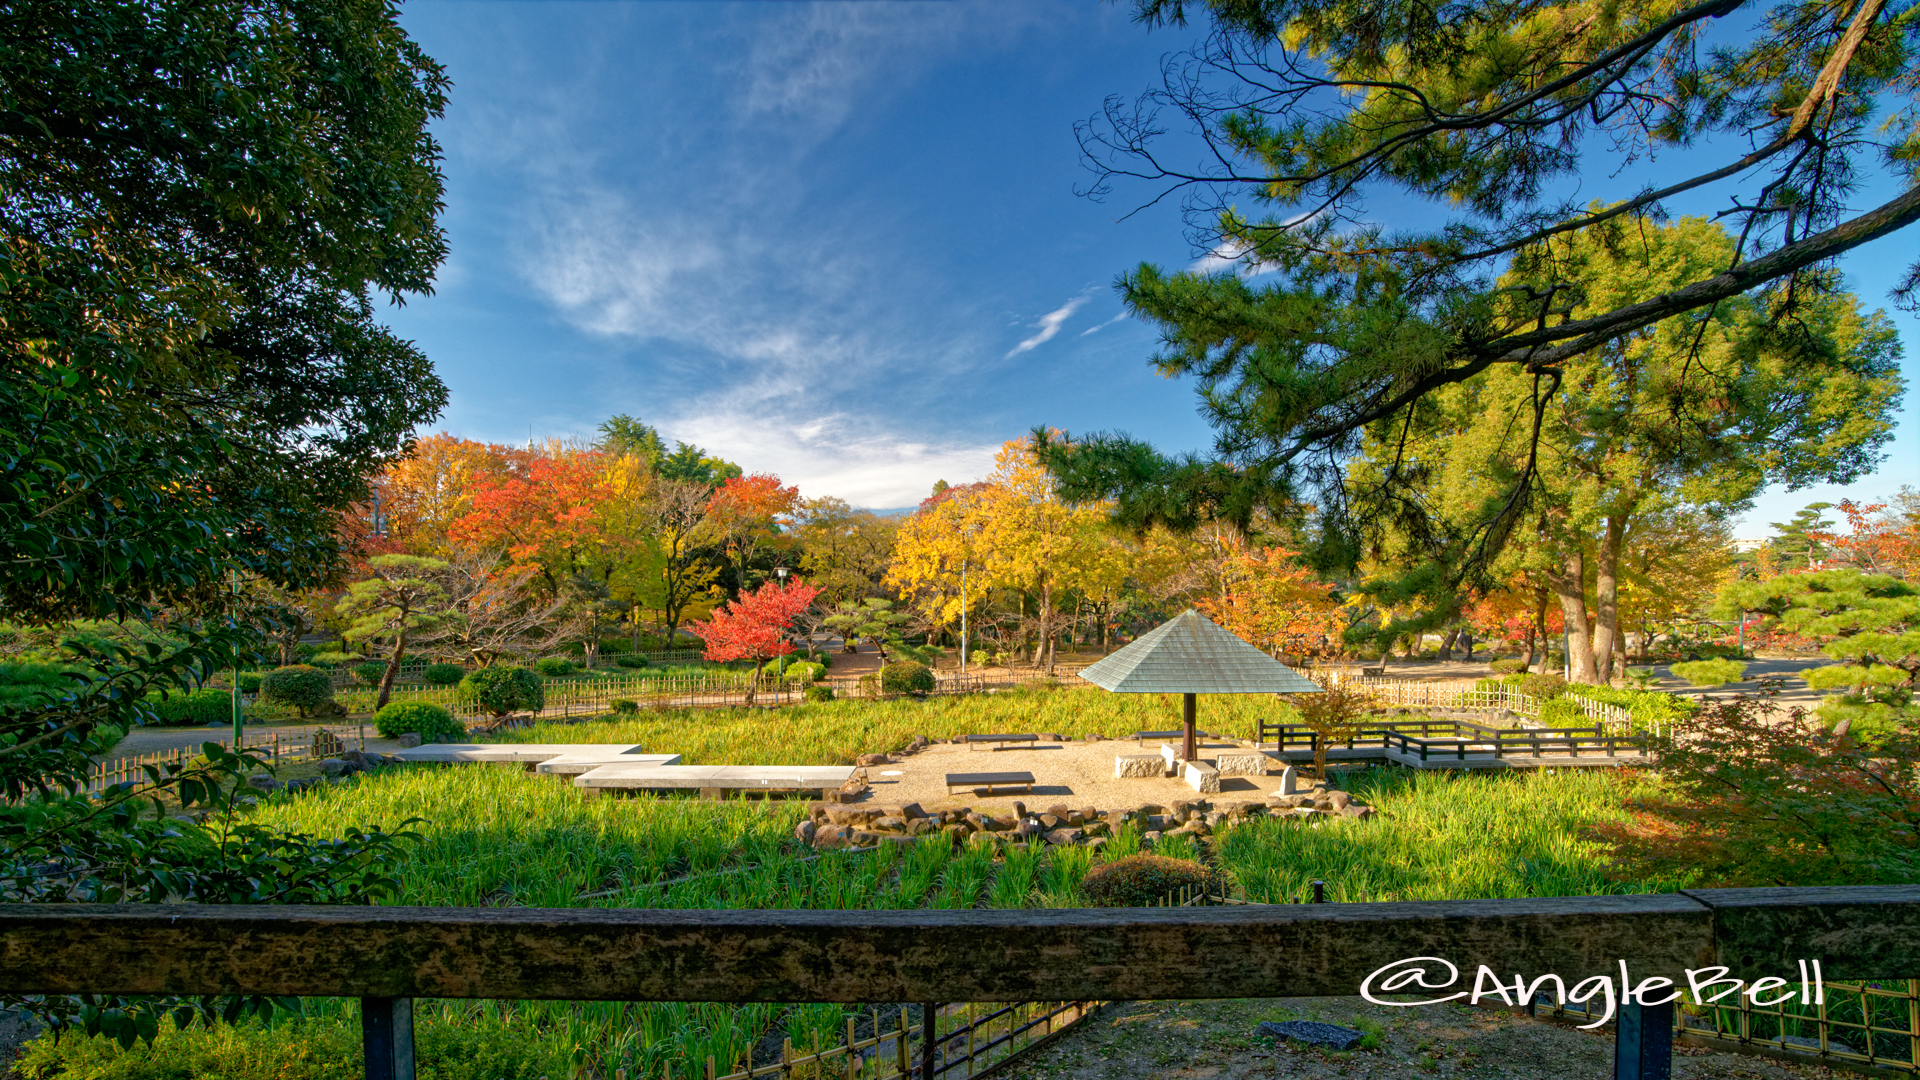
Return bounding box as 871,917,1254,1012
1077,609,1324,694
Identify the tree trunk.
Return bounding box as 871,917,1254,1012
1522,624,1537,670
1438,627,1460,661
377,630,407,711
1592,515,1624,685
1531,587,1550,673
1546,549,1599,684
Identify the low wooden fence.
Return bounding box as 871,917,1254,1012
3,887,1918,1080
85,726,368,796
1304,671,1644,735
1257,717,1649,765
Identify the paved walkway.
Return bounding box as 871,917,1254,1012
103,722,405,762
867,737,1294,814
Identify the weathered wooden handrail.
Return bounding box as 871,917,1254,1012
3,887,1918,1002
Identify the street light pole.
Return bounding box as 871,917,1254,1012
230,568,244,746
773,566,789,682
959,561,968,678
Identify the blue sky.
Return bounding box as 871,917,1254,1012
387,0,1918,537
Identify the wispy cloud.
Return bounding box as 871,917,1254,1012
1006,295,1089,357
1079,312,1127,336
733,3,972,133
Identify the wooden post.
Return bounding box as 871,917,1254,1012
360,996,414,1080
1613,998,1672,1080
1182,693,1197,762
919,1003,936,1080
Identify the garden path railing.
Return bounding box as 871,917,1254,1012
4,887,1918,1080
1302,671,1647,736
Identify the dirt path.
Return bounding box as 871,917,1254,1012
103,722,405,762
999,998,1837,1080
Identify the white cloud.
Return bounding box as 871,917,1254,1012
1079,312,1128,336
1005,295,1089,358
733,3,971,132
660,409,1000,509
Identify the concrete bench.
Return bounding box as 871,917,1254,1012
1184,760,1221,794
388,744,681,771
573,764,854,798
1114,754,1162,779
1131,729,1217,742
1214,749,1270,776
945,771,1035,796
965,733,1039,751
1160,743,1180,775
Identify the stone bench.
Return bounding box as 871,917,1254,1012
1114,754,1162,779
1215,749,1270,776
1184,759,1221,794
573,764,853,798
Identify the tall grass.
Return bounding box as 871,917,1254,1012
1214,767,1681,902
495,685,1295,765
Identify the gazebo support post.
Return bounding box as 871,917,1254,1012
1183,692,1197,761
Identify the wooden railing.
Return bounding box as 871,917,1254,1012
86,726,369,796
1256,718,1650,763
3,888,1918,1080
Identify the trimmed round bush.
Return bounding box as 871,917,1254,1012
1488,657,1529,675
146,688,234,726
260,665,334,717
459,666,545,717
609,698,639,716
236,672,263,695
613,654,650,669
762,659,824,683
423,663,466,686
532,657,576,678
1078,854,1223,908
1512,672,1568,701
352,661,387,686
373,701,462,740
805,685,834,703
879,661,935,696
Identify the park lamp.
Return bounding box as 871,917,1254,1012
773,566,790,678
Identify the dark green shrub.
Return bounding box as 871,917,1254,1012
260,665,334,717
763,659,824,683
146,688,234,726
805,685,834,703
1671,658,1748,687
353,661,387,686
422,662,466,686
1489,658,1529,675
373,701,463,740
1512,672,1568,701
880,661,935,696
532,657,575,678
460,666,545,717
609,698,639,716
1078,854,1223,907
613,654,650,669
236,672,263,695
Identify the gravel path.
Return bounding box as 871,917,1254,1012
868,737,1292,816
996,998,1838,1080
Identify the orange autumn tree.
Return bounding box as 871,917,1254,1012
1195,542,1343,660
379,434,524,554
447,448,613,598
708,473,800,597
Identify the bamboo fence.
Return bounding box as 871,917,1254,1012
85,725,368,797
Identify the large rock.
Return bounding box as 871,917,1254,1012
856,753,891,767
318,758,352,778
872,816,908,833
1327,790,1353,809
245,774,278,793
907,818,938,837
395,733,423,749
1215,749,1269,776
898,803,928,821
1114,754,1161,779
794,819,817,844
1339,803,1375,820
1044,827,1085,846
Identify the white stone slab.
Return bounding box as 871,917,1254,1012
1114,754,1162,779
573,764,855,791
387,743,624,764
1184,760,1221,794
534,751,681,776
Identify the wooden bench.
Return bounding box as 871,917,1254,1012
1130,729,1218,742
964,733,1039,751
945,771,1035,796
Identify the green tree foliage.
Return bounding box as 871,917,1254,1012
422,663,467,687
144,689,235,728
459,666,545,719
879,661,935,697
1767,503,1839,571
258,666,334,718
337,556,453,710
1592,694,1919,886
822,599,934,666
1720,568,1919,736
1040,0,1920,580
0,0,444,1042
1670,658,1751,686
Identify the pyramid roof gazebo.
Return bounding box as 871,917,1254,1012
1079,609,1322,760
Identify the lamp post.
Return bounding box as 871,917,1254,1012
959,560,968,677
773,566,789,682
229,568,244,745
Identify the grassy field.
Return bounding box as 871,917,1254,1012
22,690,1663,1080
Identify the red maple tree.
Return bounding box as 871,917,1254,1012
689,578,821,702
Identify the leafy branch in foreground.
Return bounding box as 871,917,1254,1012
1042,0,1918,579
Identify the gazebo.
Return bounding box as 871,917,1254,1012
1077,609,1323,760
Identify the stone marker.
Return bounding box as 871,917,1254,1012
1279,765,1299,795
1255,1020,1364,1051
